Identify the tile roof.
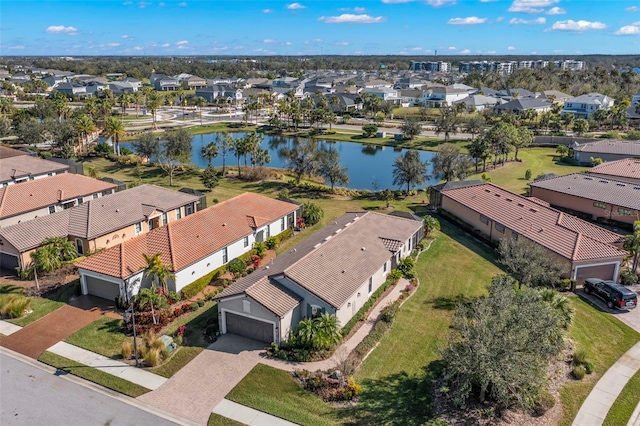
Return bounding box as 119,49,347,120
0,146,28,159
0,184,200,252
0,155,69,183
217,211,422,310
529,173,640,211
573,140,640,157
588,158,640,181
0,174,116,219
75,193,299,278
441,183,627,262
246,278,303,317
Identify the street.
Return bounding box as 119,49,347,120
0,350,183,426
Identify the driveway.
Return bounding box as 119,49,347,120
137,334,266,425
576,284,640,333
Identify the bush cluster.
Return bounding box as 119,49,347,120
571,348,594,380
341,276,396,337
180,267,224,299
620,269,639,285
268,313,342,362
0,294,31,319
294,369,362,402
121,331,171,367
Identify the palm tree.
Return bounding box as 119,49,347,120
555,144,569,158
423,215,440,237
30,237,77,273
193,96,207,125
146,91,163,130
624,221,640,273
132,91,144,118
538,288,574,330
142,252,174,292
52,91,70,122
117,92,131,116
201,142,218,167
312,313,342,349
73,114,97,155
104,117,125,156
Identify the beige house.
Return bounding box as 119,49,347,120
529,173,640,228
0,146,69,186
0,185,199,272
436,182,627,284
0,173,117,228
588,158,640,185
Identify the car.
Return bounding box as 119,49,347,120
584,278,638,310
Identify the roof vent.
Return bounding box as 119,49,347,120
116,209,120,212
342,270,346,273
222,223,226,226
361,247,366,251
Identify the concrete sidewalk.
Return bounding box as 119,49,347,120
573,341,640,426
47,341,167,391
0,320,22,336
212,399,298,426
629,402,640,426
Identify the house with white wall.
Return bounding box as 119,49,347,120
75,193,299,302
0,146,69,186
215,211,423,343
562,93,615,120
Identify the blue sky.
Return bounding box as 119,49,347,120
1,0,638,56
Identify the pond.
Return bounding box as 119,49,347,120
122,132,437,190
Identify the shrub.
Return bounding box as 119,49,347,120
121,340,133,359
197,299,205,307
533,389,556,417
418,240,428,251
525,169,532,180
397,257,415,277
380,301,400,323
388,269,402,283
253,241,267,258
0,294,31,319
180,266,224,299
167,291,181,304
174,334,183,346
227,258,247,278
265,236,278,250
572,365,586,380
190,302,199,311
572,348,588,366
145,348,163,367
302,202,324,226
620,269,639,285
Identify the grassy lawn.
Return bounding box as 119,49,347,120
38,351,150,398
208,413,245,426
65,317,126,359
559,297,640,426
227,364,348,426
603,369,640,426
1,284,65,327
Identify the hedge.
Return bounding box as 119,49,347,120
341,276,397,337
180,265,225,299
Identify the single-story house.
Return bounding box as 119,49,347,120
494,97,552,115
74,193,300,302
572,140,640,165
0,184,199,272
436,182,627,284
529,173,640,228
0,173,117,228
587,158,640,185
0,147,69,186
452,94,499,111
215,211,423,343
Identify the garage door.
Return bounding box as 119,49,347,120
0,252,19,273
225,312,274,343
85,276,121,301
575,264,617,285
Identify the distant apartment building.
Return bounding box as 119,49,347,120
458,59,585,74
409,61,450,73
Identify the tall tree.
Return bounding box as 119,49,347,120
431,144,474,182
434,106,459,142
51,91,70,122
464,115,486,140
131,132,159,162
30,237,77,273
483,122,517,165
498,237,564,289
513,126,533,161
157,128,192,186
279,138,320,184
467,137,492,172
103,116,125,156
392,149,429,191
146,91,163,130
317,148,349,190
73,113,97,154
216,132,233,176
400,116,422,140
200,141,218,167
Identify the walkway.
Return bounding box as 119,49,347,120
212,399,298,426
573,341,640,426
629,402,640,426
0,304,112,359
47,341,167,390
0,320,21,336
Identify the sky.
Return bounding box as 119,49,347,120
1,0,639,56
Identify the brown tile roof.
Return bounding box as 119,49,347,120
0,185,200,252
75,193,299,278
0,146,28,159
529,173,640,211
217,211,423,310
0,174,116,219
573,140,640,157
588,158,640,181
246,278,303,317
441,183,627,262
0,155,69,183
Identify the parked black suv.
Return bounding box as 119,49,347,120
584,278,638,310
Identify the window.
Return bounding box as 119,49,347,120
593,202,607,209
309,304,324,318
480,214,489,225
222,247,228,263
162,212,168,225
618,208,632,215
512,232,519,241
75,239,84,255
47,173,53,177
495,223,505,233
185,204,194,216
243,300,251,313
92,193,98,199
48,206,56,214
265,225,270,238
383,261,387,272
77,197,84,205
243,236,249,248
281,217,285,231
368,277,373,294
135,222,142,234
176,207,182,220
102,190,112,196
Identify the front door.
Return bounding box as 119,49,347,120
256,230,264,242
75,239,84,255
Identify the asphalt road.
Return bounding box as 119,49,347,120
0,351,184,426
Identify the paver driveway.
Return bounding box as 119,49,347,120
137,334,266,425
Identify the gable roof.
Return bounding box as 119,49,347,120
0,155,69,184
0,174,116,219
495,98,551,111
0,146,28,159
75,193,299,278
217,211,422,310
573,140,640,157
441,183,627,262
529,173,640,211
588,158,640,180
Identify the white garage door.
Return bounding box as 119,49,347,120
575,264,617,285
85,275,121,301
225,312,274,343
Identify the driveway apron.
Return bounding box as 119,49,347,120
137,334,266,425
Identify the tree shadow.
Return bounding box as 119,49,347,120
435,219,502,269
339,360,446,425
429,294,472,310
0,284,24,295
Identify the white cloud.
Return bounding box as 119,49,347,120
510,17,546,24
460,49,471,54
286,3,306,9
176,40,188,45
487,50,497,54
448,46,457,50
480,0,498,2
548,19,607,31
508,45,516,50
46,25,78,34
625,6,638,12
158,2,165,6
410,47,422,50
318,14,386,24
138,1,151,8
121,34,130,39
123,1,132,4
509,0,559,14
335,41,349,46
496,16,504,22
615,25,640,35
105,42,120,47
354,7,366,13
284,41,292,45
178,1,187,6
213,46,228,51
263,8,273,13
426,0,456,6
381,0,414,3
133,46,143,51
546,7,565,15
553,49,562,53
161,43,170,47
447,16,487,25
339,6,366,12
9,45,24,49
263,38,276,44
